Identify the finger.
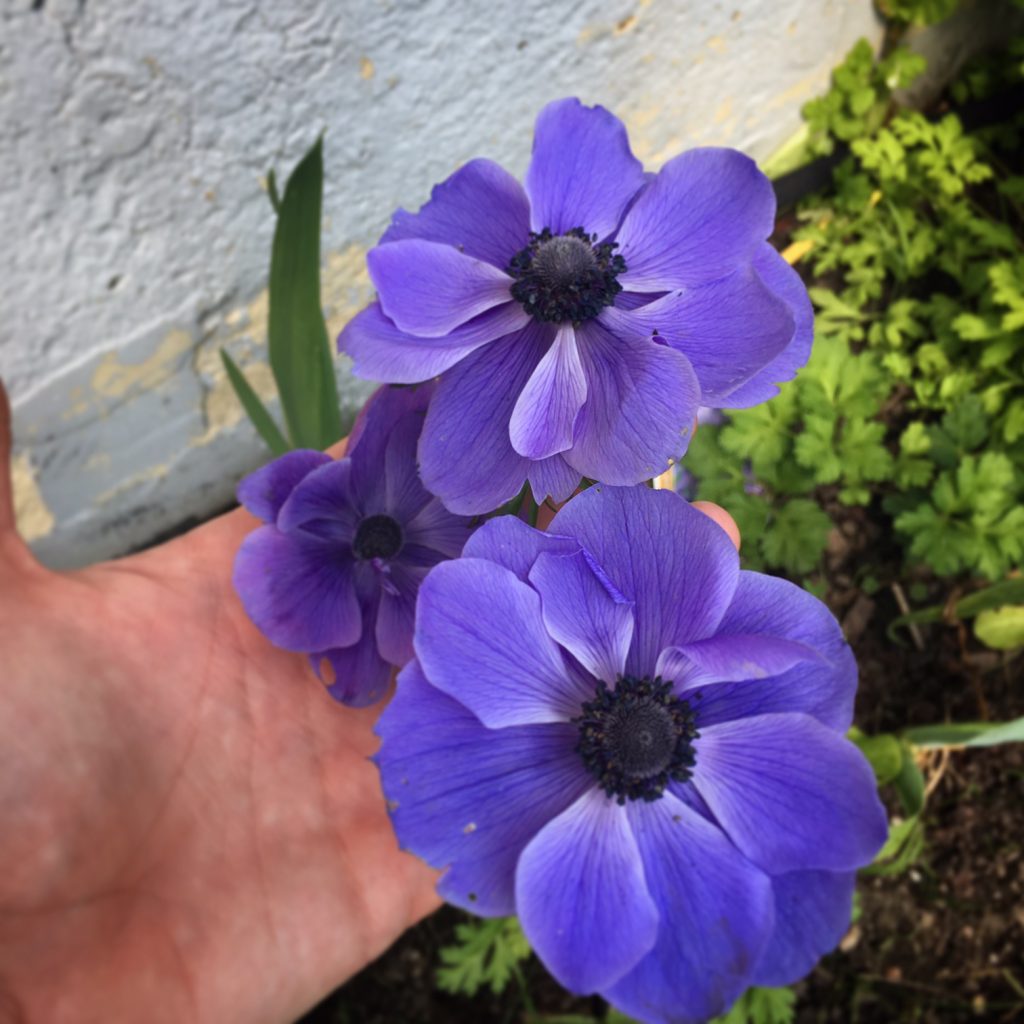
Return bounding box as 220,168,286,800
692,499,741,551
0,378,15,535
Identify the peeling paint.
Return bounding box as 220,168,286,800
615,14,638,35
322,243,373,340
713,96,734,124
13,452,55,542
91,329,193,399
95,461,172,505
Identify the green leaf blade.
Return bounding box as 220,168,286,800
220,350,290,457
268,137,342,450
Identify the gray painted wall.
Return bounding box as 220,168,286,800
1,0,884,568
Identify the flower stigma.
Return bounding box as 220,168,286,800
573,676,698,804
353,514,404,560
507,227,626,324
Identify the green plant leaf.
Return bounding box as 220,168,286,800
865,816,924,876
894,742,925,816
905,717,1024,748
268,137,342,450
974,605,1024,650
219,350,290,456
849,729,904,786
436,916,531,998
711,986,796,1024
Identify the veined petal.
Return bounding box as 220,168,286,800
694,571,857,732
529,549,634,685
376,660,591,915
510,324,587,459
656,633,824,692
751,869,856,987
516,788,659,993
463,515,579,582
693,712,888,874
419,320,553,515
617,148,776,290
375,560,429,667
526,98,646,241
720,243,814,407
613,266,795,405
369,239,513,337
414,558,592,726
380,158,531,269
603,792,774,1024
403,498,474,559
233,527,361,652
237,450,330,524
550,486,740,676
276,460,360,541
528,454,582,507
339,301,529,384
567,315,699,485
312,624,391,709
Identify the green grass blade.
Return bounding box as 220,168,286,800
904,716,1024,748
268,137,342,449
220,349,290,457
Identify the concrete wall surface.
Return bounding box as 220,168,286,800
1,0,884,568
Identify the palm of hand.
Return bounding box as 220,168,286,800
0,470,438,1022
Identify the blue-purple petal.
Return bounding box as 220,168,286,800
751,869,857,988
339,300,529,385
525,98,647,241
603,793,774,1024
368,239,513,337
376,660,591,915
529,549,634,685
695,571,857,731
380,158,531,269
693,712,888,874
656,633,824,692
414,558,592,726
462,515,580,582
614,266,795,405
617,148,776,290
566,314,699,485
550,486,740,677
404,498,474,559
720,243,814,407
234,527,361,652
516,788,659,993
237,449,331,524
419,320,553,515
276,459,360,541
527,454,581,507
509,324,587,460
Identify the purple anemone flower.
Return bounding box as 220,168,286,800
232,383,473,706
340,98,812,515
375,485,886,1023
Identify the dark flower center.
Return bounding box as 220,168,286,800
352,514,403,560
574,676,698,804
507,227,626,325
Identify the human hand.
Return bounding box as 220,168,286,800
0,381,439,1024
0,381,738,1024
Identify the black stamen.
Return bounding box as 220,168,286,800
507,227,626,325
574,676,698,804
352,514,403,560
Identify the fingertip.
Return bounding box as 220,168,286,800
692,500,741,552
